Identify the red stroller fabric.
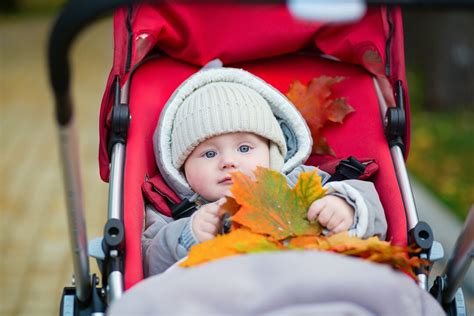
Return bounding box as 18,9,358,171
99,3,410,289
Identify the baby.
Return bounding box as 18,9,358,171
143,68,387,276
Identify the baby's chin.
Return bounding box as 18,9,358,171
200,191,225,202
208,188,233,201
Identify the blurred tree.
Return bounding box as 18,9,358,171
1,0,65,14
0,0,18,12
403,9,474,111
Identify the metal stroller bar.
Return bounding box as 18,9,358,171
48,0,136,306
375,77,434,289
391,146,419,229
58,124,91,303
429,207,473,314
104,139,126,304
390,144,430,289
108,145,125,221
442,207,473,304
103,79,129,303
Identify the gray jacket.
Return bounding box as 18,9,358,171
143,67,387,277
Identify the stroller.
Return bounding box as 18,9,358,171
48,1,473,315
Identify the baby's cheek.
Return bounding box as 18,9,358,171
194,176,223,201
191,177,210,195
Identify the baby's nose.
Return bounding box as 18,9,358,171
220,156,239,169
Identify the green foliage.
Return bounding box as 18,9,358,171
406,69,425,112
408,111,474,220
1,0,64,16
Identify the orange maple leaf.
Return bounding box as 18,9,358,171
290,232,430,279
287,76,355,156
181,168,429,280
230,167,326,240
180,228,279,268
288,235,328,250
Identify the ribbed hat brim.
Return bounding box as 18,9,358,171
171,82,287,169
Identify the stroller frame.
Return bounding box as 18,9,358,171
48,1,473,315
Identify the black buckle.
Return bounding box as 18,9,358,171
328,156,366,182
171,199,198,220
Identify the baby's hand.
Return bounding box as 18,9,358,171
307,195,355,234
192,198,225,242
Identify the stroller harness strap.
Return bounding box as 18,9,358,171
142,173,180,217
327,157,378,182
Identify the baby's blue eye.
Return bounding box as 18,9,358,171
204,151,217,158
239,145,250,153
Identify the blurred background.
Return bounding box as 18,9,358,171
1,1,472,315
403,9,473,221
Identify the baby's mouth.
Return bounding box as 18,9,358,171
218,177,233,185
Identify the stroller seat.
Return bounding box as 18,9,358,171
98,3,409,289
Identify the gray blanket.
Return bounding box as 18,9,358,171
108,251,444,315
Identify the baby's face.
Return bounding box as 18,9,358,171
183,132,270,201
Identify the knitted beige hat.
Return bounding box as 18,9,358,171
171,82,287,170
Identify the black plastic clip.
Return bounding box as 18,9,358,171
171,199,198,220
408,221,434,275
107,77,131,155
328,156,366,182
103,219,125,253
408,221,434,256
101,219,125,288
384,80,406,154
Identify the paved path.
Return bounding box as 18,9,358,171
1,14,472,316
1,16,112,316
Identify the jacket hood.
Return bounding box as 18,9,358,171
153,67,312,200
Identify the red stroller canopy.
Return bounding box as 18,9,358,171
100,3,409,181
